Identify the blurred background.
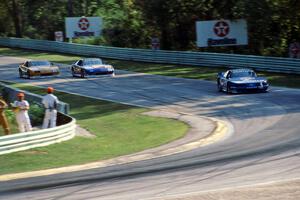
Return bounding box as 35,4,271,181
0,0,299,57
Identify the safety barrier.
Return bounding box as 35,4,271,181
0,116,76,155
0,83,76,155
0,37,300,74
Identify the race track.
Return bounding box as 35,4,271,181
0,56,300,200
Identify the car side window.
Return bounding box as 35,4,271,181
77,60,83,66
24,61,28,67
223,71,228,78
226,72,231,79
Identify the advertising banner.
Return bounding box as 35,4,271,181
196,19,248,47
65,17,102,38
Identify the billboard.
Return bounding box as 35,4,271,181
196,19,248,47
65,17,102,38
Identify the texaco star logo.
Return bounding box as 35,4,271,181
214,21,230,37
78,18,89,31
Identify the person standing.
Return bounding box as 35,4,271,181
42,87,59,129
13,92,32,133
0,97,11,135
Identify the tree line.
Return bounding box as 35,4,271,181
0,0,299,57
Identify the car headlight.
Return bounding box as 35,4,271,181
106,65,113,70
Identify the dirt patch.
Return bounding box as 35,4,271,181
75,125,95,138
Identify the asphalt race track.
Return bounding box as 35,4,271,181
1,56,300,200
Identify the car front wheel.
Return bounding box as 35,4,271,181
226,84,231,94
71,68,76,77
80,69,86,78
217,80,222,92
19,69,23,78
26,71,31,79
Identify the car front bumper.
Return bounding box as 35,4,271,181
29,70,60,76
85,68,114,75
229,84,269,93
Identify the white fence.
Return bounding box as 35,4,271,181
0,118,76,155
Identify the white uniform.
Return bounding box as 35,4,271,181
42,94,59,129
13,100,32,132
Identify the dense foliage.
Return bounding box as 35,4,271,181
0,0,299,56
28,102,44,126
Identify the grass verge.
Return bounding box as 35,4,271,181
0,82,188,175
1,47,300,88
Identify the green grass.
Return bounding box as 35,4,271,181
108,60,300,89
1,46,300,88
0,47,81,64
0,83,188,175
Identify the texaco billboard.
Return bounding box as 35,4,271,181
65,17,102,38
196,19,248,47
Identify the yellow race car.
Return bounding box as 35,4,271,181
19,60,60,79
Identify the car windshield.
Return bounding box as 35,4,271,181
30,61,51,67
83,59,103,65
231,71,256,78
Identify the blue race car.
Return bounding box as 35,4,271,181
217,69,269,93
71,58,115,78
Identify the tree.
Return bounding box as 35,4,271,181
0,0,299,57
2,0,23,37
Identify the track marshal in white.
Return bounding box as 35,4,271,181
42,87,59,129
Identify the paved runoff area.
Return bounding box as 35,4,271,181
1,55,300,200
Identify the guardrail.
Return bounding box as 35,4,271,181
0,83,76,155
0,37,300,74
0,115,76,155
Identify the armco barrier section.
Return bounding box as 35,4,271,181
0,83,75,155
0,37,300,74
0,116,76,155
